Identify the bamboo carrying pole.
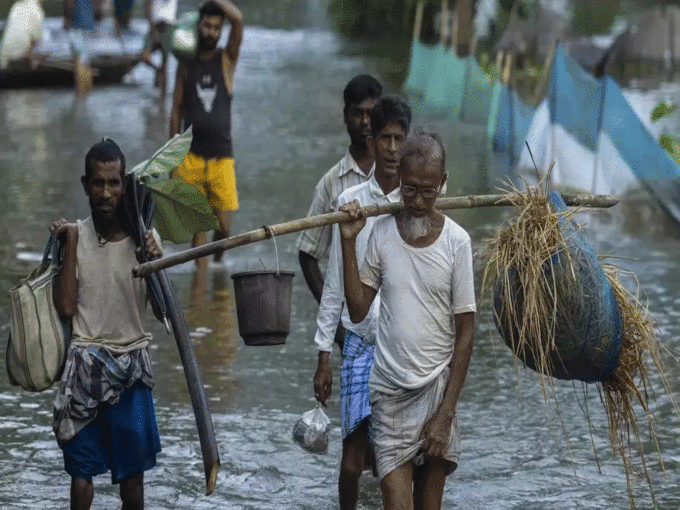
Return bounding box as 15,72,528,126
133,192,619,278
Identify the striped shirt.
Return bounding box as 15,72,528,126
297,149,374,261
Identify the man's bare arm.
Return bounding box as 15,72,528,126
441,312,475,415
214,0,243,62
63,0,74,29
141,231,166,322
169,66,186,137
50,220,79,320
299,251,324,303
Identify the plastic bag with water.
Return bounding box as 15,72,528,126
292,404,331,454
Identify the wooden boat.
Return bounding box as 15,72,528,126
0,17,146,89
0,54,141,88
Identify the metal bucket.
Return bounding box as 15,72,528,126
231,269,295,346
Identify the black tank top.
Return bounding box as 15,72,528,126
183,51,233,158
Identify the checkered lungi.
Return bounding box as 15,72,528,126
370,367,460,481
339,330,374,439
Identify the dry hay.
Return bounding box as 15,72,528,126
481,184,582,395
601,264,672,509
482,183,674,510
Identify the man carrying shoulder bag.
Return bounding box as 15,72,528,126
6,232,71,392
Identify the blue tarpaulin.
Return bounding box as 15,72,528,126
403,39,501,126
520,44,680,225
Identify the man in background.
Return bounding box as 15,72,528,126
170,0,243,268
63,0,98,94
298,73,382,345
313,96,411,510
141,0,178,96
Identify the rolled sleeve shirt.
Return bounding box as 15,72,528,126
314,176,401,352
297,149,373,262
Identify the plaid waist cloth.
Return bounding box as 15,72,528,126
53,344,154,447
340,330,375,439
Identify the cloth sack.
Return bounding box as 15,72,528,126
6,234,71,392
493,191,622,383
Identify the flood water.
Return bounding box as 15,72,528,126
2,1,680,509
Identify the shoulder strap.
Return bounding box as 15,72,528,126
42,235,56,266
42,233,66,267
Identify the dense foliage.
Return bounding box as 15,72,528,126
328,0,680,44
328,0,438,43
571,0,620,35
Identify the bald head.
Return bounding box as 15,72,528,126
399,132,446,179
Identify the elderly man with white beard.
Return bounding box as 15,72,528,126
339,132,476,510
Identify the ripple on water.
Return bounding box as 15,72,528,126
0,421,24,429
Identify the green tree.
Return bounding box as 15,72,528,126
329,0,422,40
328,0,482,43
571,0,621,35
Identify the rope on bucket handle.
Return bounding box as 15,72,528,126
262,224,280,276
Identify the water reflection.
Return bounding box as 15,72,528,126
148,267,241,414
187,268,240,402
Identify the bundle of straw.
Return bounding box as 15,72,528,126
484,185,583,384
482,182,674,510
601,264,671,509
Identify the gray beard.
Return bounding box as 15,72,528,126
401,212,431,241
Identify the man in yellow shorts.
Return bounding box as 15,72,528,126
169,0,243,267
173,153,238,219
